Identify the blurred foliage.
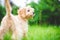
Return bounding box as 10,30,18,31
12,5,19,15
29,0,60,25
0,6,5,23
0,0,60,25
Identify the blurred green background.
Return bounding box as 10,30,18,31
0,0,60,40
0,0,60,25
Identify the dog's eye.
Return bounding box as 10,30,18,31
27,10,30,12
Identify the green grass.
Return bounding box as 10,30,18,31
4,25,60,40
27,25,60,40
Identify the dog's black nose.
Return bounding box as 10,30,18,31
33,12,34,14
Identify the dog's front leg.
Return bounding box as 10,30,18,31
11,30,19,40
11,29,23,40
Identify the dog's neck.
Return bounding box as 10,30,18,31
18,15,28,22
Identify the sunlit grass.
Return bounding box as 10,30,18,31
4,25,60,40
27,25,60,40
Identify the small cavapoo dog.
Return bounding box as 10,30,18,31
0,0,34,40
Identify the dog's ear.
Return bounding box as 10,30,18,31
18,8,26,18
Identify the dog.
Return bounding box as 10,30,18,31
0,0,34,40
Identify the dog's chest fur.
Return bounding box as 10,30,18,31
11,14,28,33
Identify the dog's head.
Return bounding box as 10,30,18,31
18,6,34,19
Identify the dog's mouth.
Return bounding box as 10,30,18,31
25,13,35,19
